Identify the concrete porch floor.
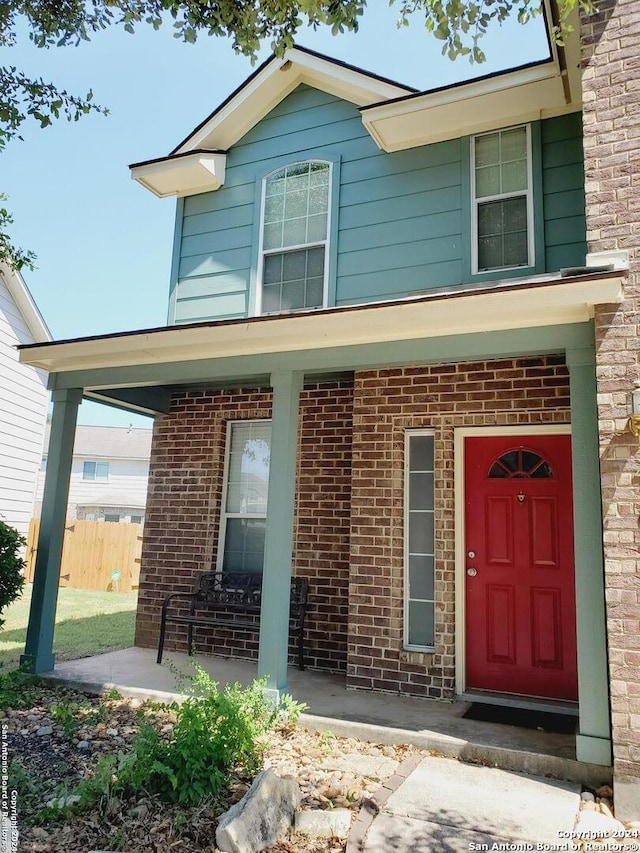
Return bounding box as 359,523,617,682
46,647,611,788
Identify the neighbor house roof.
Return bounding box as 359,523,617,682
76,493,147,509
43,424,153,460
0,262,51,344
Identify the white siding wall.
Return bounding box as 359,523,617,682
0,278,48,536
34,457,150,519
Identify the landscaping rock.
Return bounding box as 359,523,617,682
216,769,301,853
77,740,91,751
575,811,627,837
320,754,398,780
294,808,352,838
36,726,53,737
596,785,614,800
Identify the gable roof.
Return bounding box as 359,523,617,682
170,45,418,155
130,3,580,197
0,263,51,344
129,45,416,197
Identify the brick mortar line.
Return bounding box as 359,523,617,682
345,752,424,853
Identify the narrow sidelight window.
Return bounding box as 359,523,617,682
218,420,271,576
404,431,435,650
258,161,330,314
472,125,532,273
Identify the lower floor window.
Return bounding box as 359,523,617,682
404,431,435,650
219,420,271,575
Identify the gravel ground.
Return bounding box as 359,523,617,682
4,682,422,853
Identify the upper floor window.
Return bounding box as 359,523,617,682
472,125,533,273
258,160,331,315
83,460,109,481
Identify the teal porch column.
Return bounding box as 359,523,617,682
566,345,612,766
21,388,82,674
258,370,303,697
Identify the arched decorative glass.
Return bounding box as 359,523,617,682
488,449,553,479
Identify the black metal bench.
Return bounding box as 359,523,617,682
156,572,309,670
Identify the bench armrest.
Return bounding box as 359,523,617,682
160,591,197,619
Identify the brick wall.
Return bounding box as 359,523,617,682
135,381,353,671
581,0,640,805
348,356,570,699
136,358,570,696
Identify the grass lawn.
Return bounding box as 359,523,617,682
0,584,137,670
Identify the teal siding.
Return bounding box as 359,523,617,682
542,113,587,271
172,85,586,325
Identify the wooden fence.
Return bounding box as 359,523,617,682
25,519,143,593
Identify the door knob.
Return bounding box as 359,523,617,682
466,567,477,577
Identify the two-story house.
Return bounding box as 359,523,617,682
35,424,152,524
0,263,50,536
16,0,640,818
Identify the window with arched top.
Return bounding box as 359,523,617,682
258,160,331,315
488,449,553,479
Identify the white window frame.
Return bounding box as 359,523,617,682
255,159,332,316
216,419,272,573
403,429,436,652
82,460,109,481
471,124,535,275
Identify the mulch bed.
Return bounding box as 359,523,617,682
5,681,421,853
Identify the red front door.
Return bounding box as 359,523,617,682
464,434,577,701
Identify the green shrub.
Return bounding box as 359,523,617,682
0,520,25,629
112,668,278,806
0,670,41,709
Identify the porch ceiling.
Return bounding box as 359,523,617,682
19,273,623,384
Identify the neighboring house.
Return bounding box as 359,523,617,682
0,263,50,536
35,425,152,524
17,0,640,818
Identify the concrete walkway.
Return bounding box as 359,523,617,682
47,648,602,852
352,755,581,852
47,647,611,788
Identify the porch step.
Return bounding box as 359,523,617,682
460,689,579,716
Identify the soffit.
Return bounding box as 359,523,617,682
19,273,623,375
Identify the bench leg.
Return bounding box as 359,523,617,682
187,623,194,657
297,626,305,671
157,617,167,665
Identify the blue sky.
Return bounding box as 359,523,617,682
3,4,548,426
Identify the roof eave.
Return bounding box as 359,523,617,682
18,271,625,376
130,151,227,198
361,60,578,152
